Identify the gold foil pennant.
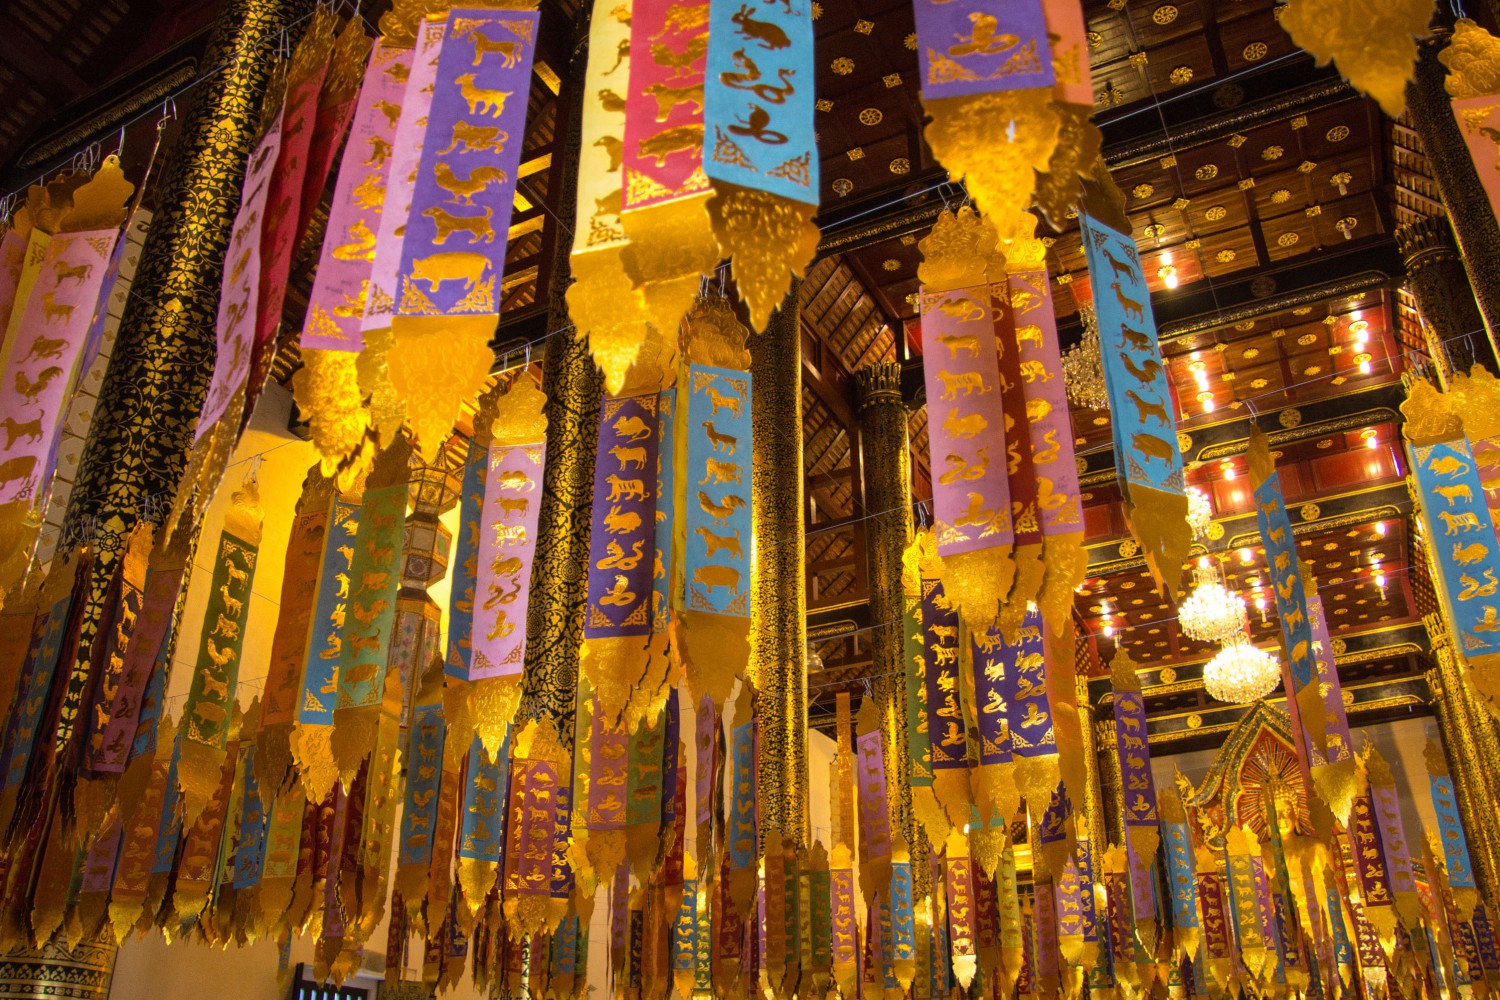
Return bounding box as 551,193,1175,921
1278,0,1433,118
1441,19,1500,100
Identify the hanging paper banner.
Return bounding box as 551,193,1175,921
1004,609,1056,818
584,695,629,879
891,841,918,989
991,272,1044,635
1408,433,1500,711
1034,875,1061,995
1367,747,1422,936
444,437,487,682
108,719,174,939
1108,649,1159,952
0,220,28,336
997,841,1026,991
624,703,667,879
971,623,1017,830
582,391,663,723
330,443,409,782
468,376,547,753
1449,23,1500,240
1305,592,1357,820
1248,428,1328,769
653,388,676,640
458,733,507,918
854,698,892,909
230,744,267,905
258,784,305,937
1349,790,1397,950
397,657,446,911
1035,780,1074,883
173,703,243,926
918,209,1014,629
902,545,932,797
506,721,567,936
0,162,130,508
915,0,1052,98
702,0,819,329
694,691,717,860
1159,790,1200,961
945,831,979,988
1009,259,1085,628
176,487,262,830
391,11,537,459
1225,827,1269,982
673,853,699,999
830,843,858,997
1079,213,1189,596
1198,870,1232,988
1428,740,1478,920
920,573,971,835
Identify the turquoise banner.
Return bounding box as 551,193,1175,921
684,365,752,617
1410,438,1500,661
445,439,487,679
458,734,507,861
1431,769,1477,892
298,495,361,724
1162,817,1198,936
1255,472,1317,696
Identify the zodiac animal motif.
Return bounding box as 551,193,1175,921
613,414,652,442
0,417,41,448
598,575,637,607
471,32,523,68
1459,569,1498,600
595,135,623,172
703,421,738,454
219,585,244,618
649,36,710,75
944,409,987,440
411,253,490,295
1454,540,1490,567
1120,353,1163,385
652,4,708,37
52,261,93,287
455,74,512,117
953,491,1004,534
597,89,627,114
225,562,249,589
210,614,240,640
705,384,743,418
205,639,236,669
946,12,1019,57
637,124,704,167
425,205,495,245
609,445,648,471
0,456,37,494
332,220,376,262
1475,606,1500,632
1119,323,1152,353
39,292,75,325
696,526,743,559
936,370,990,399
938,449,989,485
351,600,389,626
644,81,705,121
932,294,988,323
371,99,402,130
1429,455,1472,477
597,539,645,571
354,571,391,597
493,524,528,547
936,332,980,357
435,162,509,205
606,475,646,503
1111,280,1144,322
1435,483,1474,506
698,491,746,524
603,506,642,534
1025,398,1052,424
1125,389,1169,425
1018,360,1053,383
1131,433,1174,465
693,564,742,596
720,50,796,103
731,4,790,48
1102,246,1135,285
19,334,67,363
438,122,509,156
497,469,535,491
698,458,742,485
1014,324,1043,348
1440,509,1483,535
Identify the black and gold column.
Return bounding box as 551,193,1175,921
516,17,601,748
56,0,314,751
1397,215,1493,379
0,928,115,1000
1405,21,1500,359
854,361,914,841
750,282,809,847
1427,620,1500,912
1086,681,1119,852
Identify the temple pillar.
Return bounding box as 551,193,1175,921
1405,24,1500,362
516,20,599,748
1427,630,1500,913
56,0,314,751
749,283,808,847
1396,215,1493,380
1091,684,1123,850
0,929,115,1000
853,361,914,843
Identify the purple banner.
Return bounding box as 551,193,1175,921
972,625,1012,764
0,228,118,503
394,11,537,319
1113,690,1157,830
856,726,891,865
921,577,967,769
919,285,1012,558
304,41,411,350
470,440,545,680
1307,594,1354,765
585,393,660,639
1011,268,1081,533
515,759,559,906
198,120,281,438
915,0,1055,99
1003,613,1051,760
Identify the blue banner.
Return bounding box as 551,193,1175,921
1162,817,1198,936
298,495,361,724
704,0,817,204
1431,769,1478,892
152,742,183,876
1079,214,1183,497
684,365,752,617
1411,438,1500,661
445,438,487,679
399,701,446,867
231,746,266,889
458,733,507,861
890,856,916,964
1254,472,1317,696
728,720,757,872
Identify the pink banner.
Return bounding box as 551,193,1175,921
1011,268,1081,533
362,19,447,334
621,0,710,212
0,227,119,504
469,440,544,680
196,118,282,439
1455,96,1500,237
304,41,411,351
1041,0,1091,105
0,227,26,335
919,284,1013,557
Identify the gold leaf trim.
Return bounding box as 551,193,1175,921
389,315,495,463
707,184,819,333
292,348,369,476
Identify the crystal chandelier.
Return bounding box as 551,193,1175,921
1178,559,1246,644
1063,307,1109,410
1186,486,1214,538
1202,639,1281,704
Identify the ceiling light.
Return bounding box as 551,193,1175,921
1203,639,1280,704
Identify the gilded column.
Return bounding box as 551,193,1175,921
749,282,808,847
1396,216,1492,380
0,928,115,1000
56,0,314,748
516,18,600,747
1085,680,1118,851
854,361,914,843
1428,633,1500,912
1405,23,1500,360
